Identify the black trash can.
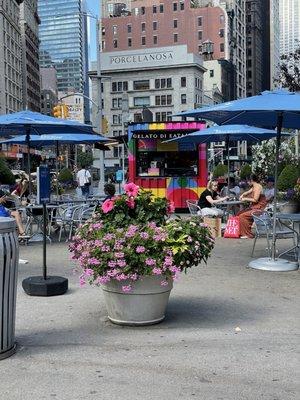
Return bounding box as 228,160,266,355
0,217,19,360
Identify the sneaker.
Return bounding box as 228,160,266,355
240,235,250,239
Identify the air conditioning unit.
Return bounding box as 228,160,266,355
113,3,127,17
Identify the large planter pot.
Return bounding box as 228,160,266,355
101,276,173,326
280,201,299,214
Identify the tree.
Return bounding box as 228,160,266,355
0,157,15,185
77,150,93,168
275,46,300,92
213,163,227,178
240,164,252,179
278,165,299,191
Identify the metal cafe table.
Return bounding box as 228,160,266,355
276,213,300,265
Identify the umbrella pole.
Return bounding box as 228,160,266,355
56,141,59,198
226,136,230,192
271,113,283,260
26,129,32,194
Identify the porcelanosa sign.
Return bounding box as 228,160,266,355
102,45,191,70
110,51,174,65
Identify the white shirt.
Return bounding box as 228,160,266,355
76,169,91,187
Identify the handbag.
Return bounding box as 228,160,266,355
223,216,240,238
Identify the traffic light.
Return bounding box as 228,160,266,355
52,104,69,118
53,104,62,118
62,104,69,118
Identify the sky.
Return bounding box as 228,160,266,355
86,0,100,63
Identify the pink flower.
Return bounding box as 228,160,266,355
102,199,114,213
117,259,127,268
153,267,162,275
136,246,145,253
122,285,132,292
115,252,125,258
108,260,117,268
145,258,156,266
167,201,175,214
87,258,100,266
83,268,94,277
116,273,128,281
95,276,110,285
79,277,86,287
140,232,149,240
126,197,135,209
124,182,139,197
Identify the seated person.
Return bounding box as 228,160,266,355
220,177,241,198
263,176,275,202
238,174,268,239
11,175,29,200
0,186,28,238
198,180,228,217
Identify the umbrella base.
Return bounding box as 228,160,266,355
22,276,68,296
248,257,299,272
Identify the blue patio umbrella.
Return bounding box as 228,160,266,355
175,90,300,271
0,111,95,136
0,111,100,296
0,133,112,196
166,124,278,188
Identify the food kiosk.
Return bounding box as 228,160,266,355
128,122,208,209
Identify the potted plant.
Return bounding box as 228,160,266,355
70,183,214,326
279,183,300,213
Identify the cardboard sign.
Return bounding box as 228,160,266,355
203,217,222,238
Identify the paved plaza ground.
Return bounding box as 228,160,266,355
0,237,299,400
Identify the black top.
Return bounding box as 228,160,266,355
198,189,218,209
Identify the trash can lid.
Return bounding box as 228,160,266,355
0,217,16,232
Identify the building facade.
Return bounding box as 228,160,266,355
40,66,58,116
38,0,90,121
19,0,41,111
91,45,206,168
280,0,300,55
0,0,23,115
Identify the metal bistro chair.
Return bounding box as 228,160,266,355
56,204,85,242
186,200,202,216
251,210,296,259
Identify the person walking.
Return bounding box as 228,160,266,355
76,165,91,197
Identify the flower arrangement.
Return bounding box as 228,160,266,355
70,183,215,292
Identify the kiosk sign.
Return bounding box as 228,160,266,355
37,166,51,204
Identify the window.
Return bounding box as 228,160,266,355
174,33,178,43
128,38,132,47
134,97,150,107
127,24,132,33
220,43,224,52
153,5,157,13
112,114,122,125
173,19,178,28
180,1,184,10
198,31,202,40
198,16,202,26
181,77,186,87
113,26,117,35
219,28,224,37
112,98,122,108
134,113,143,122
160,4,164,13
198,44,202,53
155,95,172,106
154,78,171,89
133,80,150,90
181,94,187,104
155,111,172,122
153,35,158,44
141,22,146,32
141,36,146,45
141,6,145,15
153,21,157,30
113,39,118,48
112,81,128,92
220,14,224,23
210,70,214,77
173,3,178,11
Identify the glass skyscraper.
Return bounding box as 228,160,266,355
38,0,90,121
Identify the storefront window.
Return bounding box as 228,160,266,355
136,137,198,177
